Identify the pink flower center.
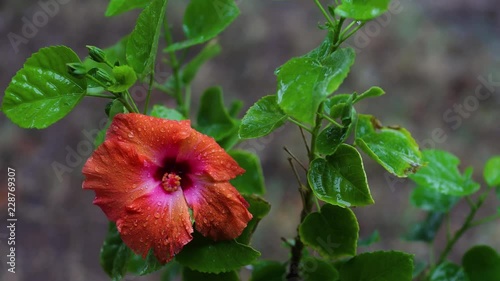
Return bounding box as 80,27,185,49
161,173,181,192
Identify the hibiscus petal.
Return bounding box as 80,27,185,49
116,189,193,263
106,113,192,164
183,182,252,240
82,140,158,221
178,132,244,181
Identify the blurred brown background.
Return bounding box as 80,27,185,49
0,0,499,280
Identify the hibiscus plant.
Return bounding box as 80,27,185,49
2,0,500,281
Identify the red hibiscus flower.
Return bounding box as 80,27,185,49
82,113,252,263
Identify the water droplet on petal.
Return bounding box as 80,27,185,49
128,132,134,139
154,212,160,219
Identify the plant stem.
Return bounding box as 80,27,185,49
314,0,335,27
284,146,308,172
163,18,185,116
319,113,342,127
123,90,140,113
286,104,324,280
470,213,500,227
337,22,366,45
86,93,115,99
288,117,313,133
436,192,488,265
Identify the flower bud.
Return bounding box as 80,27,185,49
86,45,107,63
88,68,115,87
67,63,87,78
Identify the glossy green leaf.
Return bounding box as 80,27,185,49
276,48,355,124
301,257,339,281
250,260,286,281
239,95,287,139
150,105,185,120
182,268,239,281
405,212,445,243
164,0,239,51
484,156,500,188
340,251,414,281
100,223,132,281
462,245,500,281
108,65,137,92
316,125,350,155
237,195,271,245
358,230,380,247
176,232,260,273
411,185,460,212
355,114,423,177
430,262,468,281
105,0,151,16
300,204,359,259
229,150,265,195
308,144,374,207
335,0,391,21
409,150,480,196
196,86,237,140
354,86,385,103
2,46,87,129
126,0,168,75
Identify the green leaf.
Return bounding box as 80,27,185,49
300,204,359,259
484,156,500,188
100,223,132,281
462,245,500,281
340,251,414,281
229,150,265,195
176,232,260,273
237,195,271,245
409,150,480,196
164,0,240,52
182,268,239,281
335,0,391,21
410,186,460,212
430,262,468,281
150,105,185,120
2,46,87,129
316,125,350,155
308,144,374,207
354,86,385,103
250,260,286,281
276,48,355,124
108,65,137,92
196,86,237,140
405,212,445,243
181,41,221,85
105,0,151,16
355,114,423,177
239,95,287,139
301,257,339,281
358,230,380,247
126,0,168,75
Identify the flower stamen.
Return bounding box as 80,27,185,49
161,173,181,192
